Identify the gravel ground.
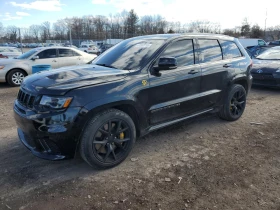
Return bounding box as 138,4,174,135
0,83,279,210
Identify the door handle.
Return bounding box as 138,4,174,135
223,64,231,68
52,60,57,62
188,70,199,74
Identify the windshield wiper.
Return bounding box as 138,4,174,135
95,63,117,69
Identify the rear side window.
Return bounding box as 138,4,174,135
219,40,242,59
59,49,76,57
198,39,222,63
161,39,194,66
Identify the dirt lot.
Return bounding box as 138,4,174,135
0,84,279,210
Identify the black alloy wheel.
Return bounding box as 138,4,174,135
230,89,246,117
80,109,136,168
92,119,131,164
218,84,247,121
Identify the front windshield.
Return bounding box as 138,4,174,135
17,48,39,59
92,38,165,70
257,48,280,60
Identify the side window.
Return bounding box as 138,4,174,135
258,40,266,46
59,49,74,57
198,39,222,63
160,39,194,67
219,40,242,59
37,49,57,59
72,50,81,56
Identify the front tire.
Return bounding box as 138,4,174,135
80,109,136,169
218,84,247,121
7,69,26,87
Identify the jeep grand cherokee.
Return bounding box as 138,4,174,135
14,34,253,168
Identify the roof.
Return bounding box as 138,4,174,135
129,33,234,41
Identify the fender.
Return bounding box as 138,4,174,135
82,95,149,135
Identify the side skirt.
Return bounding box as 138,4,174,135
148,108,214,132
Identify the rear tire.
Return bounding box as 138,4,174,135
218,84,247,121
7,69,26,87
80,109,136,169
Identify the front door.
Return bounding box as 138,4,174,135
147,39,202,125
33,48,59,69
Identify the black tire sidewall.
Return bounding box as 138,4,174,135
224,84,247,121
80,109,136,168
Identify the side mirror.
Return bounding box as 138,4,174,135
31,55,39,60
158,57,177,70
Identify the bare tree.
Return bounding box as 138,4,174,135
6,25,18,42
29,24,41,41
0,22,4,38
41,21,51,41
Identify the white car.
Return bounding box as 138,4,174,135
0,47,97,86
78,44,99,54
0,47,22,59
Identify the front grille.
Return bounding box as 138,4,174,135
251,73,274,80
253,79,278,86
17,89,36,108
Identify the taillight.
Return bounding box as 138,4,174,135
0,54,8,58
88,48,92,50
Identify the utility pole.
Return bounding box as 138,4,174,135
69,27,72,46
18,28,23,54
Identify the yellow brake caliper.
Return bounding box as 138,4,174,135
119,132,125,140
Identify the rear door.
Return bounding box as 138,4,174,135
147,39,202,125
32,48,59,69
57,48,82,67
197,39,229,110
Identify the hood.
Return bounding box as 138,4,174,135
251,59,280,73
0,58,18,65
21,64,129,95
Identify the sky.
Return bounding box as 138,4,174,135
0,0,279,30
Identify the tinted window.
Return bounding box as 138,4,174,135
59,49,75,57
258,40,266,46
256,48,280,60
161,39,194,66
219,40,241,59
37,49,57,59
198,39,222,63
92,39,165,70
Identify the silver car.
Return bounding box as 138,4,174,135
0,47,97,86
0,47,22,59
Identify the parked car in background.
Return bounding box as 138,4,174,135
251,46,280,88
78,44,99,54
238,38,267,48
0,47,22,59
246,45,272,58
98,44,114,55
268,40,280,46
13,34,252,168
0,47,97,86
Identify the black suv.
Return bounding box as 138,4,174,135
14,34,253,168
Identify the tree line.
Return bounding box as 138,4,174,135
0,10,279,43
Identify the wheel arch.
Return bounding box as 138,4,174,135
81,99,148,138
6,68,28,81
230,75,249,94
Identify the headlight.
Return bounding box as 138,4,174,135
40,96,72,109
276,69,280,73
0,66,5,70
